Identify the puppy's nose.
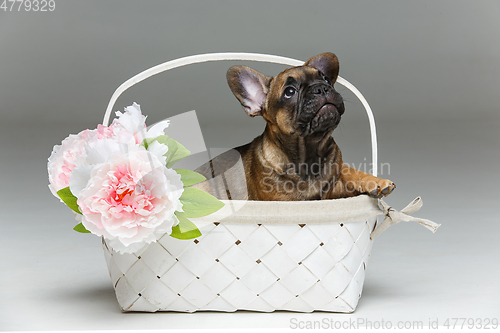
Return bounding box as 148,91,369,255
311,84,329,96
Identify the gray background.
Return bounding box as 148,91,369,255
1,0,499,330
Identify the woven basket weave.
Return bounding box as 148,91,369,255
103,217,376,313
99,53,439,313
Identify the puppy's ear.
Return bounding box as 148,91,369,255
227,66,272,117
304,53,339,83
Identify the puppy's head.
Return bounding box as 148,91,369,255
227,53,345,138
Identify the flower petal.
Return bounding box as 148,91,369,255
146,120,170,138
146,140,168,165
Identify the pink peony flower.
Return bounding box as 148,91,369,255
76,147,183,253
47,126,116,197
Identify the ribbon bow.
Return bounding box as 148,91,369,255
371,197,441,239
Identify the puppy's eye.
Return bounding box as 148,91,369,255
284,87,297,99
320,72,332,85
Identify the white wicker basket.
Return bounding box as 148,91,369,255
99,53,439,313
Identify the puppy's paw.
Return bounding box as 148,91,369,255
360,178,396,198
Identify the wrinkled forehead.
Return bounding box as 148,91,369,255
272,66,320,89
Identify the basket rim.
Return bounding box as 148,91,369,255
190,194,381,225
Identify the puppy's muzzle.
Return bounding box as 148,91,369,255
297,83,344,135
308,83,344,115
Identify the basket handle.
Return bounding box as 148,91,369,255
102,52,379,176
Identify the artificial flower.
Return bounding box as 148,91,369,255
75,146,183,253
111,102,170,145
48,103,169,199
47,126,115,198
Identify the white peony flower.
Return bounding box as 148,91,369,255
48,103,170,199
111,102,170,145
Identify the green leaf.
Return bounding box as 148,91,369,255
164,137,191,168
175,169,206,187
57,187,82,215
170,212,202,240
73,222,91,233
179,187,225,218
141,135,191,168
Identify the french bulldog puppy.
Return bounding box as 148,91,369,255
194,53,395,201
